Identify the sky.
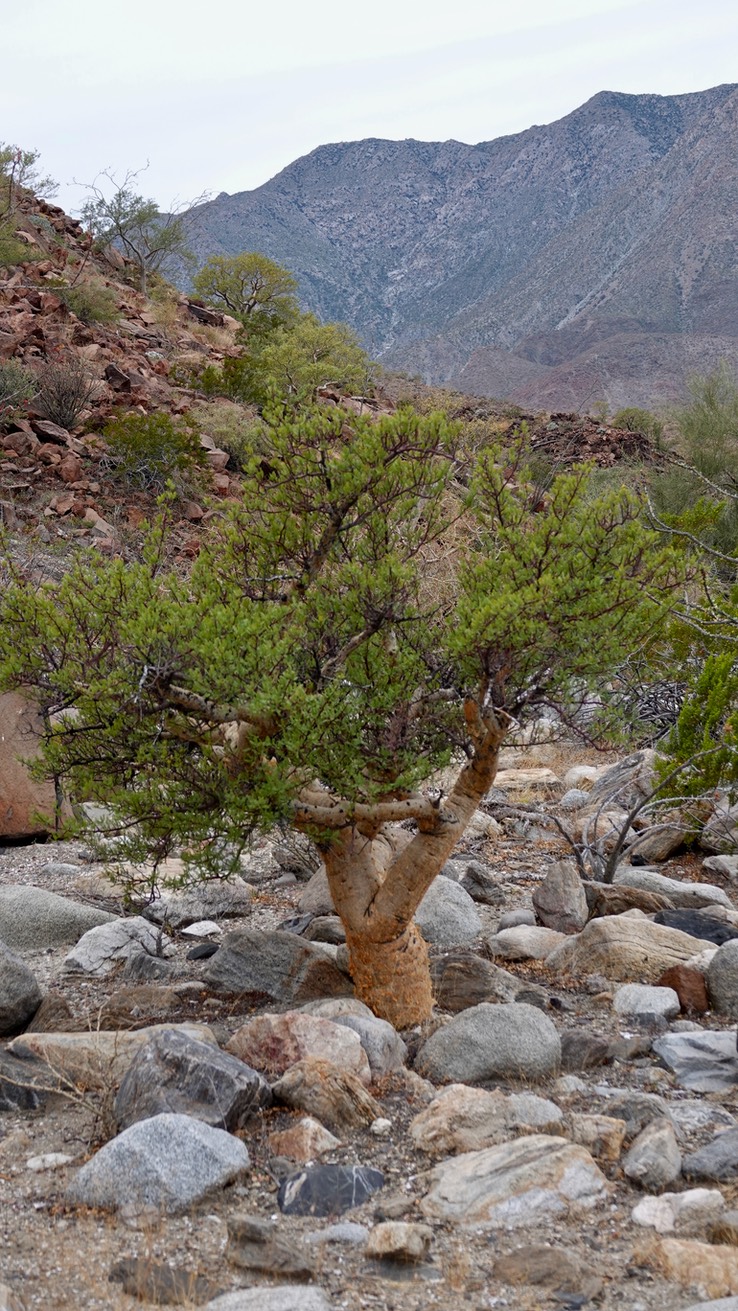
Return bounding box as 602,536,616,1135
2,0,737,214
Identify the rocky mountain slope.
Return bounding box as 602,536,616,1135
185,84,738,412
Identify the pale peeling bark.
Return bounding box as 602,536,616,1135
310,704,511,1027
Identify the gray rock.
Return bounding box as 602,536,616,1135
546,915,714,982
0,885,116,951
63,916,174,976
415,878,482,947
487,924,565,960
298,868,334,916
602,1091,670,1140
227,1213,315,1277
202,1290,331,1311
0,1282,27,1311
331,1015,407,1078
708,941,738,1017
415,1002,561,1084
703,856,738,883
429,950,526,1013
613,983,681,1021
114,1027,272,1131
623,1118,682,1189
613,867,731,910
201,929,352,1003
682,1302,738,1311
306,1222,369,1246
669,1101,737,1135
498,908,536,930
532,861,588,934
144,878,252,928
442,859,504,906
66,1112,249,1213
684,1130,738,1181
0,944,42,1036
559,788,591,811
420,1134,607,1226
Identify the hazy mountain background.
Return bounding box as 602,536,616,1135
185,84,738,411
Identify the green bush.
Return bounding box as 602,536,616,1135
611,406,664,445
0,221,39,269
102,411,207,493
0,360,36,427
52,279,120,325
190,401,267,471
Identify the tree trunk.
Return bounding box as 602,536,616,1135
316,704,510,1028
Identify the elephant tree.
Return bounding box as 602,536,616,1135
0,407,679,1025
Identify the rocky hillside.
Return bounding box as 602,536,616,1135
185,84,738,412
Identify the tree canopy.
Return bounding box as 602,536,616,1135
0,407,680,1023
192,252,299,336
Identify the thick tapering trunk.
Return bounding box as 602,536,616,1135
314,704,510,1028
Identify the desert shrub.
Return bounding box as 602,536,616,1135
190,400,267,471
102,411,207,493
611,406,664,444
0,360,37,427
35,356,101,430
0,221,39,269
52,280,120,325
197,355,254,402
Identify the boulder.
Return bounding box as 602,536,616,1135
613,983,681,1022
420,1135,608,1227
632,1188,726,1236
414,877,482,947
657,965,710,1014
568,1113,626,1162
143,875,253,927
226,1214,315,1277
0,886,116,950
684,1131,738,1182
114,1027,272,1131
429,950,523,1012
614,867,732,911
546,915,714,982
0,1049,48,1112
491,1244,603,1299
652,1031,738,1093
8,1022,217,1091
703,855,738,883
201,929,352,1004
414,1002,561,1085
532,861,589,934
409,1084,563,1156
623,1118,682,1189
0,691,70,837
226,1012,371,1085
277,1163,384,1217
63,916,174,976
487,924,566,960
298,868,334,916
0,944,42,1036
365,1221,433,1262
202,1291,331,1311
272,1059,381,1133
708,941,738,1017
268,1117,341,1162
639,1237,738,1300
330,1014,407,1079
66,1112,249,1214
655,909,738,945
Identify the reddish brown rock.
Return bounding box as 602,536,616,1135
0,692,69,838
657,965,709,1015
226,1012,371,1085
58,453,83,483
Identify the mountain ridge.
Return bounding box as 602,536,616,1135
185,84,738,410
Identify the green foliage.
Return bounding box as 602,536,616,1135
102,411,207,493
650,366,738,561
0,361,37,428
0,221,39,268
611,406,664,445
79,167,195,296
0,408,680,878
659,653,738,797
192,253,299,336
197,355,255,403
190,401,268,472
51,279,120,325
35,356,100,430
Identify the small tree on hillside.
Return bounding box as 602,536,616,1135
0,409,679,1025
78,166,199,296
0,143,57,214
193,252,299,337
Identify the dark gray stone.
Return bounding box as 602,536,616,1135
114,1027,272,1131
653,1031,738,1092
442,859,504,906
415,878,482,947
0,943,42,1036
67,1112,250,1213
429,950,524,1013
331,1014,407,1078
532,861,588,934
0,1049,47,1112
708,941,738,1018
560,1028,613,1072
201,929,352,1003
602,1091,669,1140
684,1130,738,1181
277,1163,384,1217
654,909,738,945
186,943,220,962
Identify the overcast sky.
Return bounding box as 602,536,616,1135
2,0,737,213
